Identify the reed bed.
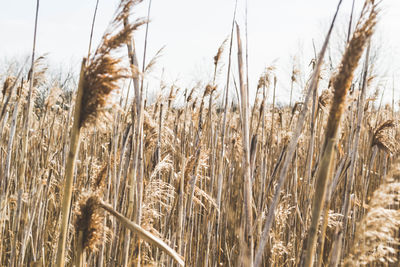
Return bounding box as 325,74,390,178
1,0,399,266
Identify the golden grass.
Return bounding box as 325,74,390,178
0,0,399,266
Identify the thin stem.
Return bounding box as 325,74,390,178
55,59,86,267
87,0,100,59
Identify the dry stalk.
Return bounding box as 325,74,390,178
98,199,185,266
55,59,86,267
303,1,379,266
236,23,253,266
254,1,343,265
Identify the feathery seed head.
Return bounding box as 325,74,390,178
204,84,216,97
257,66,275,89
319,89,333,109
79,0,146,128
372,120,398,153
327,0,378,139
2,76,16,98
214,37,228,67
75,194,104,253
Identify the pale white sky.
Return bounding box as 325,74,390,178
1,0,399,104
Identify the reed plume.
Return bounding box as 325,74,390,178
2,76,16,98
74,194,105,267
56,1,144,265
372,119,397,154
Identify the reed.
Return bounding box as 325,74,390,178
2,0,400,266
303,1,379,266
55,58,86,267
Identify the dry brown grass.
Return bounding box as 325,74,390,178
0,0,399,266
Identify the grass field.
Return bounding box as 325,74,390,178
1,0,399,266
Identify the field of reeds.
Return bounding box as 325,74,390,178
1,0,400,266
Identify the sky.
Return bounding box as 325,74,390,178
1,0,400,104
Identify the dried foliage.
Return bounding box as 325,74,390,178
319,89,332,109
80,0,146,128
74,194,104,253
372,120,398,153
345,160,400,266
327,0,378,139
2,76,16,98
213,37,228,67
1,0,400,266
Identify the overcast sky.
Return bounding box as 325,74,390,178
1,0,399,104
